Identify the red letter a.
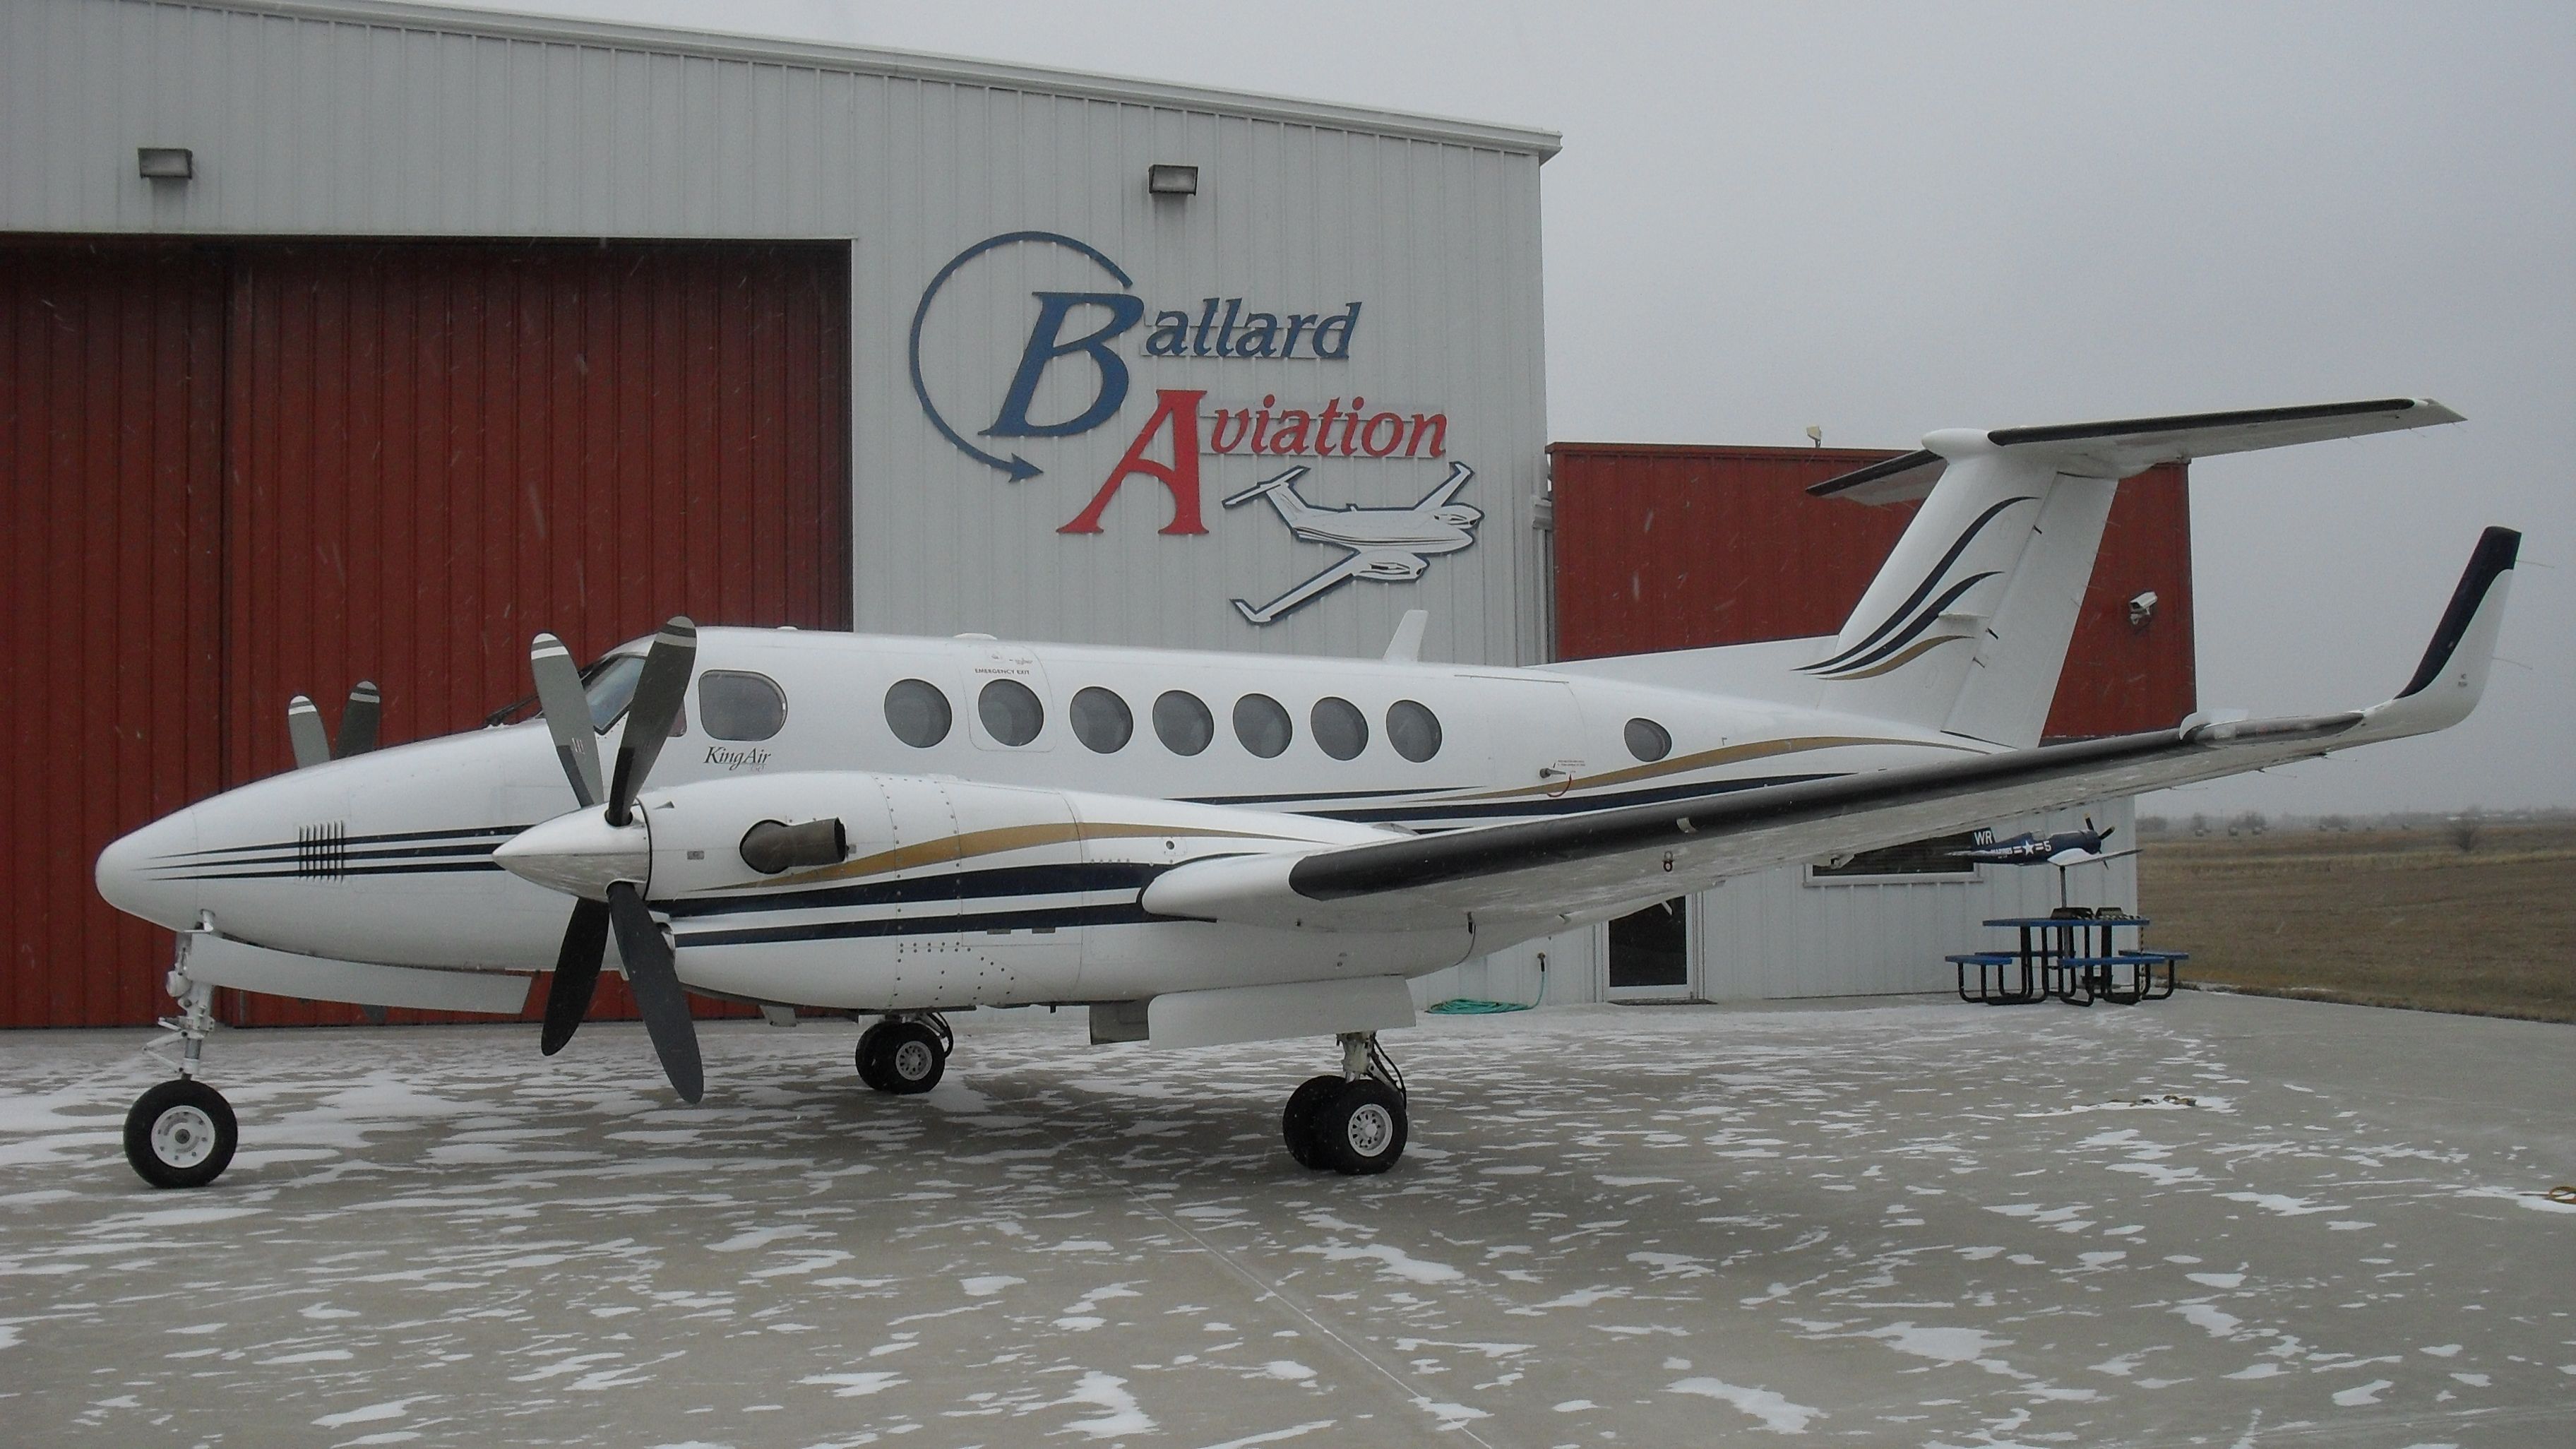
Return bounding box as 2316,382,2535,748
1059,389,1207,535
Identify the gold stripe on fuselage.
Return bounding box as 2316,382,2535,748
759,821,1286,891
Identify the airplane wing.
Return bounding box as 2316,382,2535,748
1233,551,1372,625
1148,525,2517,936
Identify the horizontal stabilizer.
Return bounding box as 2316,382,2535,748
1809,397,2460,504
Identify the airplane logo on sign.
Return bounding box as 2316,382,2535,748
1222,462,1482,624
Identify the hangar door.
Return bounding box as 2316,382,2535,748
1,240,850,1028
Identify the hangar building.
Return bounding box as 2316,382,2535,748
2,0,2183,1029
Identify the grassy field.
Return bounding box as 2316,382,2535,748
2136,821,2576,1022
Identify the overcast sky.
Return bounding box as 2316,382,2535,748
449,0,2570,816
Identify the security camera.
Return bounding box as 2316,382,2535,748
2128,590,2159,627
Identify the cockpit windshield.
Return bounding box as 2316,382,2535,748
579,654,646,732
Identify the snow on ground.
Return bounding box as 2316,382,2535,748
0,991,2569,1447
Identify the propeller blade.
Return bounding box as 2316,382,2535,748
528,633,604,807
604,617,696,828
607,880,702,1102
287,694,331,770
539,896,612,1056
335,681,381,758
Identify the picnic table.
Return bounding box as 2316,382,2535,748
1949,914,2186,1006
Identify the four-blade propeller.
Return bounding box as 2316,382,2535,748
514,618,704,1103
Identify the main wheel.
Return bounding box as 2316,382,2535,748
1313,1079,1407,1176
1281,1075,1344,1169
124,1079,238,1190
854,1021,892,1091
869,1020,946,1095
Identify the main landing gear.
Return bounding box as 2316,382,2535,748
856,1011,952,1095
1282,1032,1408,1175
124,966,240,1190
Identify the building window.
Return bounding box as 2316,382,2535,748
1809,832,1982,881
1311,697,1368,760
978,678,1044,746
884,679,952,748
1154,690,1213,756
1624,717,1671,763
1233,693,1293,758
698,671,787,741
1386,700,1442,762
1070,686,1133,753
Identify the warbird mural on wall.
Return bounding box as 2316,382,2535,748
95,400,2512,1191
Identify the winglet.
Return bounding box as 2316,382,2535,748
1383,609,1429,663
2354,525,2519,740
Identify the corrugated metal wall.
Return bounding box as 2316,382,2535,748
0,0,1557,669
1551,443,2195,739
1,239,850,1027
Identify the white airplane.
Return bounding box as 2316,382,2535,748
1224,460,1483,623
94,399,2513,1192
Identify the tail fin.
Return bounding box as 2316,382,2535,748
2349,525,2518,741
1801,398,2461,747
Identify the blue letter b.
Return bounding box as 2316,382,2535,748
985,292,1145,438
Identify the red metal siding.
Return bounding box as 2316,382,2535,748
1,246,227,1028
3,240,849,1029
1551,443,2194,739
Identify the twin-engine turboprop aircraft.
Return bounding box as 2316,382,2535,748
95,399,2515,1190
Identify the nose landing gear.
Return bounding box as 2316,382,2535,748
124,967,240,1190
1282,1032,1407,1175
856,1011,952,1095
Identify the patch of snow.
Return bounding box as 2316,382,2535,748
1057,1371,1155,1439
799,1372,903,1397
960,1274,1024,1296
311,1399,424,1429
2331,1378,2392,1407
1667,1378,1820,1433
1294,1243,1462,1285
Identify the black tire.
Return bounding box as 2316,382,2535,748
1281,1075,1344,1169
855,1021,892,1091
124,1079,238,1190
876,1020,946,1095
1313,1078,1407,1176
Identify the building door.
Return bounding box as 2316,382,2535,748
1,239,851,1029
1605,896,1693,1001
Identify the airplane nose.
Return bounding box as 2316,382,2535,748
95,808,205,933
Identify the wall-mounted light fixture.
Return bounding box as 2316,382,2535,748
137,147,193,181
1146,162,1198,196
2128,590,2159,628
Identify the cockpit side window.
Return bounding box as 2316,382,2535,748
580,655,646,732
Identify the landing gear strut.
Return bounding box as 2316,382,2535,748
856,1011,951,1095
124,962,239,1190
1282,1032,1407,1175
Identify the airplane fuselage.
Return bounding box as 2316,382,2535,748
99,628,1990,1010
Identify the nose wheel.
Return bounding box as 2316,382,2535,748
1281,1032,1408,1175
125,965,239,1189
856,1013,950,1095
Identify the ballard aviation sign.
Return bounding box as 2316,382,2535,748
907,232,1477,622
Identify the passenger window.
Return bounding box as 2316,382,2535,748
1386,699,1442,762
1625,717,1672,763
698,671,786,741
1071,686,1133,753
978,678,1044,746
884,679,952,748
1233,693,1293,758
1311,697,1368,761
1154,690,1214,756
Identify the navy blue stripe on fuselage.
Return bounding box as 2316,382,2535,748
147,860,509,881
1316,772,1845,825
662,861,1171,920
157,823,528,861
676,900,1162,949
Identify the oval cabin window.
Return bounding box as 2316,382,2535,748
1311,697,1368,761
1154,691,1214,756
1233,693,1293,759
1386,700,1443,762
1071,686,1133,753
1625,717,1672,763
978,679,1045,746
883,679,952,748
698,671,787,741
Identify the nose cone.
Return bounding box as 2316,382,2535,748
493,807,650,900
95,808,205,932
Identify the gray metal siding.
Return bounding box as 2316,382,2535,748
4,0,1554,664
